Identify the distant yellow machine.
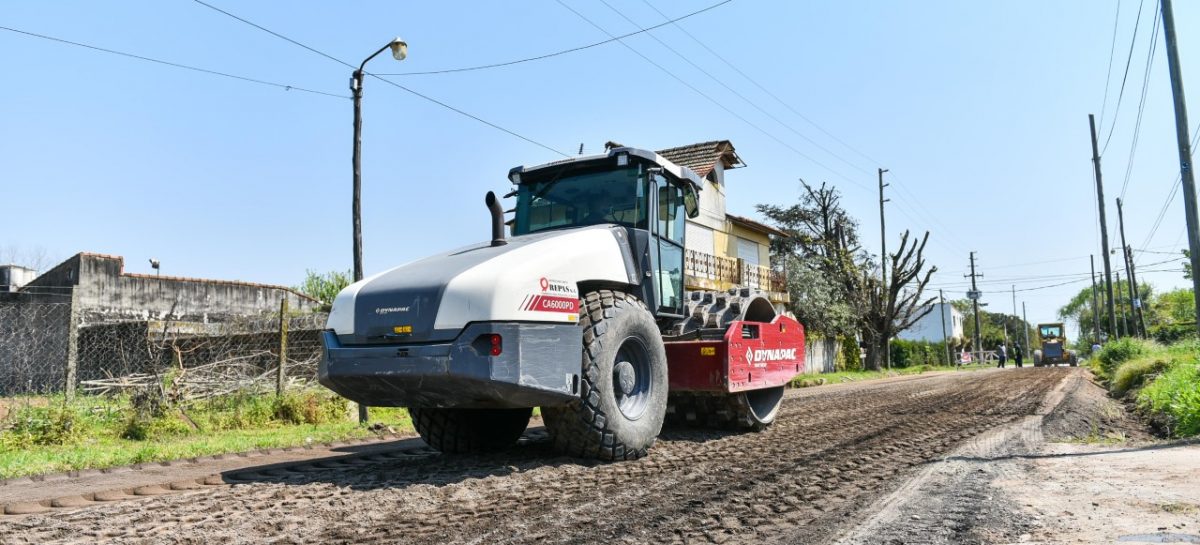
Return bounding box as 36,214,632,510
1032,322,1078,367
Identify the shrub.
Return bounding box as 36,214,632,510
838,336,862,371
274,391,345,425
889,339,949,368
1149,323,1196,345
1095,338,1157,380
3,405,80,447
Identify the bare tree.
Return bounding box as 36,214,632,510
0,243,57,273
860,230,938,371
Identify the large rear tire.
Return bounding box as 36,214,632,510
542,290,668,461
408,407,532,454
1033,350,1043,367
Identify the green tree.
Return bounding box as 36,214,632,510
295,269,351,312
1145,287,1196,343
1057,279,1152,341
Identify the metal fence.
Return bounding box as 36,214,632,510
0,297,70,394
0,293,329,397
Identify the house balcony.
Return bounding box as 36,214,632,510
683,249,789,303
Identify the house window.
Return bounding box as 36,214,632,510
736,236,760,267
685,223,715,255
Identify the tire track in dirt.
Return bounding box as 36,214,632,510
0,369,1070,545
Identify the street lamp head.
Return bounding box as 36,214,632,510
389,37,408,61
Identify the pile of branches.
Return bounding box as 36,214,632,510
80,353,314,401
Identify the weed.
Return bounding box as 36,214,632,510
2,404,80,447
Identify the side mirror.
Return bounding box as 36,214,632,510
683,184,700,218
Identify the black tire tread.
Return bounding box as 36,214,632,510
543,290,661,461
408,407,531,454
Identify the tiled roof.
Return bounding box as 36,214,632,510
656,140,744,179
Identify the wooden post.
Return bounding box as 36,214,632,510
64,290,79,401
277,297,288,396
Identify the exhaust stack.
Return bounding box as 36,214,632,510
486,191,507,246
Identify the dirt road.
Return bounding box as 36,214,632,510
0,368,1073,544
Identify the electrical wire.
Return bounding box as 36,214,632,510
553,0,868,191
638,0,973,256
0,25,347,99
1135,122,1200,257
370,0,734,76
1098,0,1123,132
1102,0,1148,154
1118,1,1161,202
189,0,569,157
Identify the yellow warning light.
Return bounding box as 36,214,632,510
393,325,413,335
700,347,716,356
566,314,578,322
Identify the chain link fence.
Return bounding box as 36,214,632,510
0,292,329,397
0,294,71,394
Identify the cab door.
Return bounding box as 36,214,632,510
650,172,687,318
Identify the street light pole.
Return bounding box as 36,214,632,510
351,37,408,284
350,37,407,424
878,168,890,370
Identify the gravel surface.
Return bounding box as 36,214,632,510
0,368,1072,545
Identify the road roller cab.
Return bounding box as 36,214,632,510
320,145,806,460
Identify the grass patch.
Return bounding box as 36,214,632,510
789,363,985,388
1090,338,1200,438
0,390,413,479
1092,337,1157,382
1136,351,1200,437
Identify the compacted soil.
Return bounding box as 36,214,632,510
0,368,1083,544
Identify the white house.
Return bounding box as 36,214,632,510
897,302,963,344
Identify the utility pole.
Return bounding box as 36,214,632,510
1022,302,1030,361
966,252,983,362
1011,284,1019,355
1091,255,1102,343
1116,198,1141,337
939,289,950,366
1089,114,1120,337
879,167,891,370
1127,245,1148,336
1161,0,1200,337
1117,287,1127,338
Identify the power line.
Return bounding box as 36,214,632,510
1098,0,1123,132
553,0,868,191
600,0,871,181
1102,0,1148,154
638,0,973,255
560,0,969,259
929,256,1185,290
189,0,569,157
0,25,347,99
1118,1,1161,202
1136,122,1200,257
369,0,734,76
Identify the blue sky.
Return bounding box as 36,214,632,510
2,1,1197,331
